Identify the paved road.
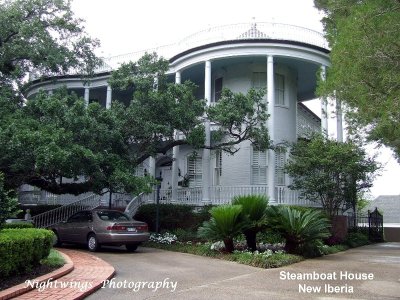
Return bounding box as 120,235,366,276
85,243,400,300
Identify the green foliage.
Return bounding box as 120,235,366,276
285,134,379,218
198,205,246,253
0,0,100,87
134,203,206,232
266,206,331,257
40,249,65,268
320,244,349,255
344,232,370,248
145,241,303,268
0,173,19,224
207,88,271,153
315,0,400,158
232,195,269,251
0,228,54,278
1,222,34,229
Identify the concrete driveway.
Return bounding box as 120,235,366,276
86,243,400,300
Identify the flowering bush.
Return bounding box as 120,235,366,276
149,232,178,244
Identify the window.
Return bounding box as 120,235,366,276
275,148,286,186
252,72,267,90
214,77,223,102
275,74,285,106
187,155,202,187
214,150,222,185
251,148,268,185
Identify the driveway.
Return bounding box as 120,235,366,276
86,243,400,299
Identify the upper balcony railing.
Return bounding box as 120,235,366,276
99,22,328,72
28,22,328,80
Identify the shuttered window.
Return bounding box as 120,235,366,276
275,74,285,106
251,148,268,185
275,148,286,186
187,156,202,187
135,163,144,177
252,72,267,90
214,150,222,185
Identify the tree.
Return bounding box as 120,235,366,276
197,205,245,253
314,0,400,159
284,134,379,218
232,195,269,252
1,52,270,195
0,172,19,224
266,206,330,256
0,0,100,90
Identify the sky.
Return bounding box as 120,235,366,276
71,0,400,199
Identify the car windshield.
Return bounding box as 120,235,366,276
97,211,130,222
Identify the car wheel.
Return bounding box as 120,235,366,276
126,244,139,252
87,233,100,252
52,230,62,247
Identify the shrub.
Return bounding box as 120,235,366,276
198,205,245,253
266,206,331,257
232,195,269,251
134,204,206,231
344,232,369,248
1,222,34,229
0,228,54,278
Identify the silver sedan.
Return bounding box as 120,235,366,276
51,209,150,252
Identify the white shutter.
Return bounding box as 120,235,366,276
275,149,286,186
275,74,285,106
188,156,202,187
251,148,268,185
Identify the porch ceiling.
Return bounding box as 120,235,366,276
178,56,320,101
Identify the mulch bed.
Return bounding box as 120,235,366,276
0,265,59,291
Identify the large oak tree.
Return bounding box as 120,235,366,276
315,0,400,159
0,1,270,196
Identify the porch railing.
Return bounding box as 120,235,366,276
32,193,102,228
133,186,315,207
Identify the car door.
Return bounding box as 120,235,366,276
58,212,85,243
73,211,93,244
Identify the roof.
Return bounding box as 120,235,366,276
366,195,400,223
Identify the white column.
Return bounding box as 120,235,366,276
336,98,343,142
84,86,90,107
171,71,181,202
148,157,156,178
106,85,112,109
202,61,212,204
48,90,53,96
267,55,275,203
320,66,328,136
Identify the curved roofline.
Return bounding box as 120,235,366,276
169,39,330,63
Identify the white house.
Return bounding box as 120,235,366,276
23,21,342,209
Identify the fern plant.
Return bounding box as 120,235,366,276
266,206,330,256
197,205,245,253
232,195,269,251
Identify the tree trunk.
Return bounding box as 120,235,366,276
223,238,235,253
244,229,257,252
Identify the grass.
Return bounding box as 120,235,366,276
144,241,303,268
40,249,65,268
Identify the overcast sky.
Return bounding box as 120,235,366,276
71,0,400,199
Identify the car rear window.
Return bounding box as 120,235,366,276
97,211,130,221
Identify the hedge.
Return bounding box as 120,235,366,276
134,204,212,232
1,222,34,229
0,228,54,278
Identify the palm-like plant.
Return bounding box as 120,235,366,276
197,205,245,253
232,195,269,251
266,206,330,255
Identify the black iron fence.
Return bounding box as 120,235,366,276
347,208,384,242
